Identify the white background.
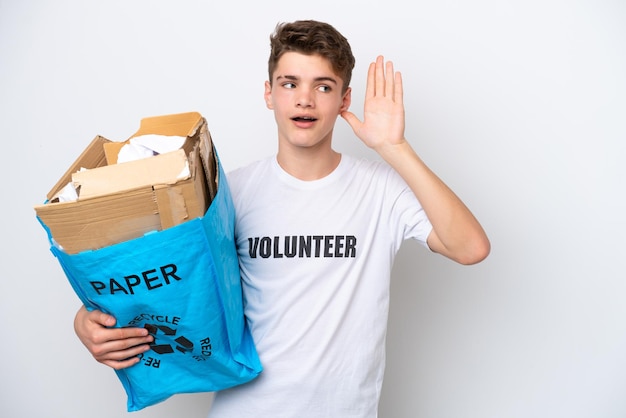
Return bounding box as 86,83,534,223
1,0,625,417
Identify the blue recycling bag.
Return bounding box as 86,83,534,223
40,158,262,411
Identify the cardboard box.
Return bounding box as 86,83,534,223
35,112,217,254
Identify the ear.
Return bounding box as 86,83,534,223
339,87,352,113
264,81,273,110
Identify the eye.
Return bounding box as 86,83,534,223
317,85,331,93
282,82,296,89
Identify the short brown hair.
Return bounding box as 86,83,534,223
268,20,355,93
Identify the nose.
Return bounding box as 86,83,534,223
296,87,314,108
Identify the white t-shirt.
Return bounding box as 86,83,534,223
207,154,432,418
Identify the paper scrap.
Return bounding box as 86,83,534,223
117,134,187,163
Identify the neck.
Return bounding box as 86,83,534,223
276,146,341,181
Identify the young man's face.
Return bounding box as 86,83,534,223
264,51,351,152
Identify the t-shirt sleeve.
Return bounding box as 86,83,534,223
383,165,433,250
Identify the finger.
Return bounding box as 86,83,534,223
102,329,152,349
340,110,364,137
80,307,117,328
394,71,404,105
112,325,149,341
86,326,151,356
385,60,395,100
340,110,360,127
92,336,152,361
366,61,376,99
91,309,117,327
102,354,142,371
375,56,385,96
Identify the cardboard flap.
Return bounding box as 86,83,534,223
103,112,204,165
46,135,110,201
72,149,190,200
131,111,204,139
103,142,126,165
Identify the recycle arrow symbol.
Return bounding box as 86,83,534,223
144,323,194,355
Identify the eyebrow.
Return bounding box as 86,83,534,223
276,74,339,85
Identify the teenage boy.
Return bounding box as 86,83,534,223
74,19,490,417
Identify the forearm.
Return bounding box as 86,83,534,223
375,140,490,264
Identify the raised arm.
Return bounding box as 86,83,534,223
341,56,490,265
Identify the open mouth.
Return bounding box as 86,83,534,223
291,116,317,122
